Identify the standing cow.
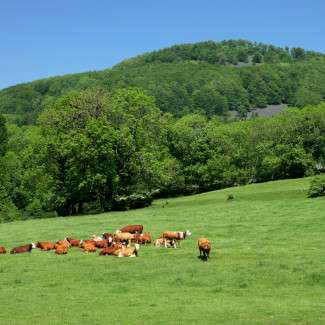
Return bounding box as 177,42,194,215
198,238,211,260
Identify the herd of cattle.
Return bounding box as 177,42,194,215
0,224,212,259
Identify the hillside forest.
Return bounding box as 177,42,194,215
1,40,325,221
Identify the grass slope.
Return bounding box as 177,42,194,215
0,178,325,324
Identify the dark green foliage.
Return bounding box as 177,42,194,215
0,114,7,156
307,176,325,198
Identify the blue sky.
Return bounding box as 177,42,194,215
1,0,324,89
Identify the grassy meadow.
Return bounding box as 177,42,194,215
0,177,325,324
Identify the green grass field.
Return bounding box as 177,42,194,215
0,178,325,325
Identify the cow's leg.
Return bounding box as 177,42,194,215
164,239,168,248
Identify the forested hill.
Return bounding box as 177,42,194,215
1,39,325,124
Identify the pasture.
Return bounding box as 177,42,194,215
0,178,325,324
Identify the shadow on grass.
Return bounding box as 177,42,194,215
197,255,209,262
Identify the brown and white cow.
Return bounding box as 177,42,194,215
0,246,6,254
162,230,191,248
114,231,134,246
102,233,114,246
10,243,36,254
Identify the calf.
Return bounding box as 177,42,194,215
10,243,36,254
36,242,55,251
198,238,211,260
0,246,6,254
55,245,68,255
120,224,143,234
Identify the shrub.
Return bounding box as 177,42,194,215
227,194,234,201
307,176,325,198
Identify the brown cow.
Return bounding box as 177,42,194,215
99,243,124,256
134,232,152,245
66,237,82,247
10,243,36,254
120,225,143,234
0,246,6,254
55,239,71,249
198,238,211,260
94,240,108,249
55,245,68,255
83,242,97,253
79,239,96,248
36,242,55,251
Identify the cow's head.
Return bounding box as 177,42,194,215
184,230,192,238
31,243,36,249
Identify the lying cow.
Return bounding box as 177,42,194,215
112,244,140,257
102,233,114,246
55,239,71,249
91,234,103,242
82,242,97,253
55,245,68,255
154,237,177,248
198,238,211,260
0,246,6,254
36,241,55,251
99,243,124,256
114,231,134,246
10,243,36,254
162,230,192,248
120,224,143,234
66,237,82,247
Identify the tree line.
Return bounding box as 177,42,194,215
0,87,325,222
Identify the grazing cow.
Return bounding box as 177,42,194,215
55,245,68,255
66,237,82,247
154,237,177,248
120,224,143,234
102,233,114,246
10,243,36,254
99,243,124,256
198,238,211,260
113,244,140,257
134,232,152,245
36,242,55,251
114,231,134,246
83,242,97,253
0,246,6,254
162,230,192,248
